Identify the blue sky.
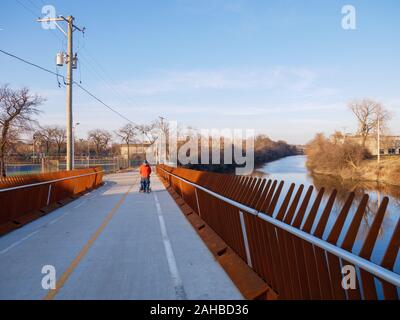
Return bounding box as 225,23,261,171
1,0,399,144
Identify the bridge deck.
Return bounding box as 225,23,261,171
0,172,242,300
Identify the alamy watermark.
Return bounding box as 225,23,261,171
41,264,56,290
341,5,357,30
145,121,255,175
341,265,357,290
40,5,57,30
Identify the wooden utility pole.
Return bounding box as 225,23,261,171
37,15,84,170
65,16,73,170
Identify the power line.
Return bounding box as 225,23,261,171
78,48,144,110
78,52,139,110
26,0,41,11
74,82,136,125
0,49,136,126
14,0,140,114
15,0,40,18
0,49,65,80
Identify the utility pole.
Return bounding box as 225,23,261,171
37,15,84,171
65,16,74,170
87,139,90,168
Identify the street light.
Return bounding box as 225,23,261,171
87,138,90,168
72,122,80,169
377,115,380,165
32,133,38,163
79,138,84,157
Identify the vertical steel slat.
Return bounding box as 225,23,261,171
249,179,266,208
325,193,355,299
266,181,284,216
238,177,252,204
380,220,400,300
302,188,325,233
280,185,306,298
242,178,258,206
251,212,270,283
289,186,314,299
261,180,278,214
275,227,293,299
314,190,338,238
292,186,314,228
274,184,303,299
254,179,272,211
359,197,389,300
283,185,304,224
265,222,285,297
228,176,241,201
275,183,295,221
311,190,338,299
245,214,260,273
255,216,274,286
300,187,325,299
245,178,262,207
340,194,369,300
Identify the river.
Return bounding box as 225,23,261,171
254,155,400,273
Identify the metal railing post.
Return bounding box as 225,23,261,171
179,179,184,200
239,210,252,268
195,187,202,218
46,184,52,206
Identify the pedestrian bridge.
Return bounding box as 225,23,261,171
0,166,399,300
0,171,243,300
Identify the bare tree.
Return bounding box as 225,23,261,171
53,126,66,156
115,123,137,161
348,99,392,147
0,85,43,177
34,126,56,156
136,122,158,145
88,129,112,156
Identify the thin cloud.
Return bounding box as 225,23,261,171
111,67,327,96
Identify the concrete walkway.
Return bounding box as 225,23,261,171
0,172,242,300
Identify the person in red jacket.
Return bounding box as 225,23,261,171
139,160,152,193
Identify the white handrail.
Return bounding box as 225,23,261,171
0,170,103,193
158,166,400,288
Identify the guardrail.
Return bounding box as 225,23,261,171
0,167,103,236
157,164,400,300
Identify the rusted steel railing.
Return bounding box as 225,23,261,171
157,164,400,300
0,167,103,236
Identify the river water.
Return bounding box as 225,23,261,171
254,155,399,273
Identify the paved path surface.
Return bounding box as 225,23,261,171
0,172,242,300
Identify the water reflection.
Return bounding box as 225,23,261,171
254,155,400,272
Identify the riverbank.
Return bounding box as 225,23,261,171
182,135,300,174
183,153,301,174
309,157,400,187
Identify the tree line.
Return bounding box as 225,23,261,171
0,85,164,177
1,84,299,177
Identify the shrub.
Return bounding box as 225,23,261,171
305,133,367,172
